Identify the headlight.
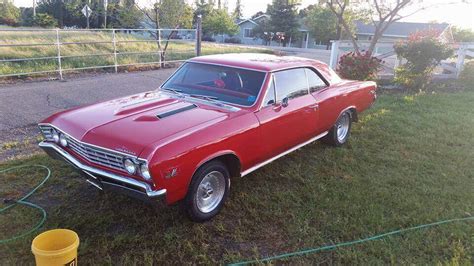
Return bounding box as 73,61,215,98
124,159,136,174
51,128,59,143
140,163,151,180
59,134,68,147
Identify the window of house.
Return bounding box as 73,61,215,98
244,28,253,38
274,68,308,102
305,68,327,93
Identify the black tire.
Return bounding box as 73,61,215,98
184,160,230,222
323,111,352,146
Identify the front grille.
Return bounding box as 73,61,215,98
39,125,53,140
39,124,126,172
66,136,125,171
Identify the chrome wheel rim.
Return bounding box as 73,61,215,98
196,171,225,213
336,113,350,142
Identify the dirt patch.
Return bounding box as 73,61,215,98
0,124,43,162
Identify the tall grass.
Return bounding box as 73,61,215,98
0,29,271,78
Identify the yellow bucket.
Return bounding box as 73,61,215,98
31,229,80,266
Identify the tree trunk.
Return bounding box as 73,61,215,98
336,19,342,40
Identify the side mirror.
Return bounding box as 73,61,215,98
281,97,289,107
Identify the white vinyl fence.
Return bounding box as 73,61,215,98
0,28,197,79
329,40,474,79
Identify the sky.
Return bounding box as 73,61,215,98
12,0,474,30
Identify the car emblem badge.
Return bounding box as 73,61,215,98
115,146,136,156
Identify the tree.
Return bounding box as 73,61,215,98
251,11,265,19
193,1,213,25
251,18,274,46
0,1,21,26
233,0,243,19
394,30,454,91
323,0,465,56
202,8,239,36
108,2,142,29
33,13,58,27
452,26,474,43
136,0,193,66
266,0,301,47
304,5,338,46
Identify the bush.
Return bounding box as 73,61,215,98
459,61,474,89
0,1,20,26
32,13,57,28
224,37,241,44
202,35,216,42
337,51,382,81
394,30,454,91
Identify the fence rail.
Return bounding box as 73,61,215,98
329,40,474,79
0,28,198,79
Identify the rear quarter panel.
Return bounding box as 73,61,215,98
312,80,376,132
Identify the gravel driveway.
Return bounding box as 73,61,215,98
0,68,176,161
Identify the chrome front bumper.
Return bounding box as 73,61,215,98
39,141,166,203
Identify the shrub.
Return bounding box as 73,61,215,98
337,51,382,81
459,61,474,89
224,37,241,44
0,1,20,26
32,13,57,28
394,30,454,91
202,35,216,42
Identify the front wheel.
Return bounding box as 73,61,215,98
184,160,230,222
323,111,352,146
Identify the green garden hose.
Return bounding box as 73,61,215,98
229,216,474,265
1,164,473,264
0,165,51,244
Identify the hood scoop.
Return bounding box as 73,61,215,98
156,103,197,119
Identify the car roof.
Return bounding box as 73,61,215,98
188,53,341,84
189,53,320,72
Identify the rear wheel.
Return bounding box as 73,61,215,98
323,111,352,146
184,160,230,222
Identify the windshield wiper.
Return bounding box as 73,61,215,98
162,87,183,94
188,94,219,101
187,94,226,107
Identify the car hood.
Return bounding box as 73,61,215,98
45,91,230,157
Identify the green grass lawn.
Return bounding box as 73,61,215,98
1,90,473,264
0,29,272,78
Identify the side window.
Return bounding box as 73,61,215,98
262,77,276,106
274,68,308,102
306,68,327,93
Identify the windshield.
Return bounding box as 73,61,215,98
161,62,267,106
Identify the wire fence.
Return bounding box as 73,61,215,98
0,28,198,80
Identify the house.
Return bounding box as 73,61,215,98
355,21,453,42
235,15,325,49
232,16,454,49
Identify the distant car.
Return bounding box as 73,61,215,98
39,53,377,221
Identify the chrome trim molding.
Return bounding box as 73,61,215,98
240,131,328,177
39,141,166,198
38,123,143,159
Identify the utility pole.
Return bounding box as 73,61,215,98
33,0,36,17
103,0,108,28
196,14,202,56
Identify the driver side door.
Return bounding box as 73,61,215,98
255,68,320,159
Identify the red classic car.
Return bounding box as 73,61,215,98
39,53,377,221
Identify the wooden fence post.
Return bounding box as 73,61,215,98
196,15,202,57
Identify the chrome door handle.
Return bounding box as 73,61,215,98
309,104,319,110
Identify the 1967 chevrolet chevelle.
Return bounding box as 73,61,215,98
39,53,376,221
